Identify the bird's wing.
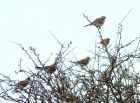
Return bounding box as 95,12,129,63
94,18,104,24
17,80,29,87
44,65,50,69
78,59,87,64
100,39,105,44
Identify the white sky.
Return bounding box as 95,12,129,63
0,0,140,102
0,0,140,76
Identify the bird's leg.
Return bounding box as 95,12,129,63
97,26,101,30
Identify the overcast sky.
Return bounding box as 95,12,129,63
0,0,140,74
0,1,140,102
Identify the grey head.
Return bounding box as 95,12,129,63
85,57,90,61
26,77,30,81
100,16,106,20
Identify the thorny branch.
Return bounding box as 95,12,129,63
49,30,64,47
9,40,38,67
1,9,140,103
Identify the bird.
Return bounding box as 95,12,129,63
36,59,58,74
70,57,90,67
100,38,110,46
85,16,106,29
15,77,30,90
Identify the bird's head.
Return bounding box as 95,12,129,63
26,77,30,81
106,38,110,41
85,57,90,61
101,16,106,20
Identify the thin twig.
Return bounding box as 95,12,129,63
72,54,78,61
63,47,77,58
18,58,23,71
83,13,91,23
119,37,140,49
120,8,133,24
29,46,44,66
115,24,122,56
9,40,38,67
49,30,64,47
115,8,133,55
97,29,103,39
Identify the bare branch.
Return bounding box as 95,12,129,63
120,8,133,24
49,30,64,47
83,13,91,23
9,40,38,67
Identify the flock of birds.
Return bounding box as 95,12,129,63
14,16,110,91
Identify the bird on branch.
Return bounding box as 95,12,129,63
14,77,30,90
70,57,90,67
85,16,106,29
100,38,110,46
36,59,58,74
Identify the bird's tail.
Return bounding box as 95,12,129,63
9,83,19,92
84,24,89,27
69,61,78,65
84,23,93,27
35,66,44,69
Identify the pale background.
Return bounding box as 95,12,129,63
0,0,140,102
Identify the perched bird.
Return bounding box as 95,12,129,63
85,16,106,29
36,60,58,74
100,38,110,46
71,57,90,67
15,77,30,90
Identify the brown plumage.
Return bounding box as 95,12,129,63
100,38,110,46
15,77,30,90
85,16,106,28
36,60,58,74
71,57,90,67
44,62,57,74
